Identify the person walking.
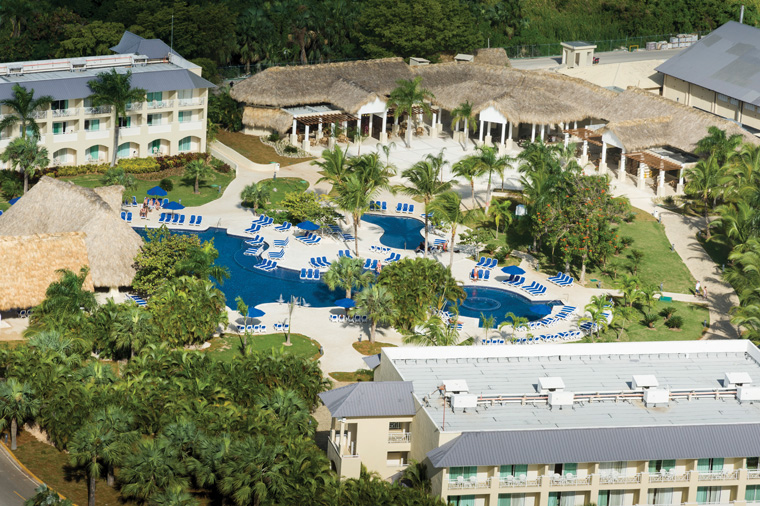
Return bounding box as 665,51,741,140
695,280,702,297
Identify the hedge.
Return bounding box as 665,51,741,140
43,153,231,177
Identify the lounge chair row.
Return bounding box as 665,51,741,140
309,256,331,268
254,259,278,272
120,211,133,223
475,257,498,269
470,269,491,281
501,276,546,295
297,233,321,245
370,201,387,211
512,331,584,344
273,323,290,332
338,249,353,258
251,215,274,227
548,272,574,287
385,252,401,263
528,306,577,329
268,249,285,260
482,338,507,345
580,311,613,334
246,235,264,245
433,238,448,247
238,324,268,333
363,259,379,270
158,213,204,227
127,294,147,307
275,221,292,232
330,314,369,324
395,203,416,214
300,268,321,280
370,245,391,254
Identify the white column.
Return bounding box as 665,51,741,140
339,419,346,454
656,168,666,196
290,118,298,145
637,163,648,189
501,122,507,145
368,115,373,138
432,112,437,135
574,121,578,129
539,124,545,142
380,111,388,145
677,166,685,193
618,149,627,181
564,132,569,147
581,140,588,164
531,124,536,142
302,124,310,152
600,141,608,173
478,120,484,142
317,119,323,139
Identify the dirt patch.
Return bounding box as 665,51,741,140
352,341,397,356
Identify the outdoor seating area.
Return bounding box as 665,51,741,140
268,249,285,259
120,211,133,223
548,272,574,287
370,201,387,212
237,324,269,334
297,233,322,245
275,221,292,232
300,268,322,280
395,203,415,214
580,310,613,334
363,259,379,270
329,314,369,324
127,294,147,307
254,259,278,271
338,249,353,258
475,257,498,269
470,269,491,281
309,256,332,269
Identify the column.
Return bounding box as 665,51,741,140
328,122,336,149
581,140,589,165
618,149,627,181
600,141,608,174
338,419,346,454
564,132,569,148
531,124,536,142
290,118,298,146
677,166,685,194
499,121,507,155
656,168,666,196
485,121,492,145
431,111,437,136
574,121,578,129
380,111,388,145
367,115,373,139
507,121,514,150
302,124,311,152
317,119,323,140
356,118,361,140
478,120,484,143
393,113,399,136
539,124,545,142
637,163,648,190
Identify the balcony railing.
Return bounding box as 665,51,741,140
748,470,760,479
548,475,592,486
600,473,642,484
388,433,411,443
147,100,173,110
125,102,143,111
85,106,111,115
330,437,359,458
178,97,204,107
499,477,540,488
448,478,491,490
31,110,47,119
52,108,78,117
648,472,689,483
696,470,739,481
53,129,76,136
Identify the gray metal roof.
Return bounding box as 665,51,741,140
656,21,760,106
427,423,760,467
319,381,415,418
363,354,381,370
111,31,179,59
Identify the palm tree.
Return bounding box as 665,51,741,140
149,485,199,506
355,284,397,343
686,154,726,240
87,69,147,167
120,437,189,501
218,435,286,506
451,157,483,208
639,284,662,311
113,303,155,359
610,305,638,341
489,199,513,239
580,306,610,342
450,101,477,151
324,256,374,298
185,159,213,194
0,137,49,193
695,126,742,165
0,378,38,450
0,84,52,140
68,423,106,506
428,191,481,268
313,145,351,186
334,174,375,257
499,312,529,341
402,315,471,346
102,167,136,190
93,407,139,486
712,200,758,251
33,267,96,322
472,145,511,213
240,180,272,215
398,160,453,258
614,274,641,307
387,77,434,148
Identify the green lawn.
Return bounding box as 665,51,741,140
60,168,235,208
581,300,709,343
217,130,313,167
352,341,396,356
258,177,310,208
0,201,9,212
204,333,320,362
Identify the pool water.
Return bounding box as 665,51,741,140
361,213,424,250
135,227,343,308
453,286,561,324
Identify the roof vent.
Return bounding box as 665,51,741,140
8,64,23,75
450,393,478,410
632,375,659,390
725,372,753,388
737,386,760,403
643,388,670,407
538,377,565,393
454,53,474,63
443,379,469,394
409,57,430,66
548,391,574,409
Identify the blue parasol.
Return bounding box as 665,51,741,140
147,186,168,197
501,265,526,275
247,307,266,318
297,221,320,231
335,298,356,309
163,201,185,211
8,197,20,205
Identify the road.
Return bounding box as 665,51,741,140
510,47,685,70
0,444,40,506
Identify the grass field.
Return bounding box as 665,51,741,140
256,177,310,208
204,333,320,362
217,130,312,167
352,341,396,356
329,369,375,382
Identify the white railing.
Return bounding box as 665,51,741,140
600,473,642,484
748,470,760,479
147,100,173,110
547,475,592,486
31,110,47,119
499,477,540,488
648,472,689,482
85,106,111,115
330,437,359,458
447,478,491,490
696,470,739,481
388,433,411,443
53,129,76,136
52,108,78,117
178,97,204,107
125,102,143,111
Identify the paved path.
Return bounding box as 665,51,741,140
0,443,39,506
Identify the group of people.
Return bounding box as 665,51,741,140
695,280,708,299
415,241,447,254
138,197,162,219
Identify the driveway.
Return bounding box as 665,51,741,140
0,443,39,506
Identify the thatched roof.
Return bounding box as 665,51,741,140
0,232,93,311
94,185,125,212
242,106,294,133
0,177,142,288
232,58,759,152
474,48,510,67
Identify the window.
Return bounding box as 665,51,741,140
598,490,625,506
85,119,99,131
748,458,760,470
389,422,401,430
148,140,162,154
718,94,729,102
86,146,99,161
179,110,192,123
599,462,627,475
553,463,577,476
118,116,131,128
696,487,723,504
647,488,674,505
148,114,162,126
20,124,34,137
117,143,130,158
747,104,757,113
51,99,68,110
147,92,163,102
498,494,526,506
179,136,192,152
84,98,93,108
53,122,65,134
747,485,760,502
548,492,577,506
178,89,192,101
500,465,528,477
730,98,739,106
697,459,724,473
448,495,475,506
649,460,676,473
449,467,477,482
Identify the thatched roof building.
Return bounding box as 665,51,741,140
231,57,754,154
0,177,142,288
0,232,93,311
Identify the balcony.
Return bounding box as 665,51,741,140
547,475,592,486
85,130,109,140
448,477,491,490
31,110,47,119
147,100,174,110
600,473,642,485
748,470,760,480
53,131,77,143
148,124,172,134
696,470,739,481
125,102,143,111
52,108,78,118
499,476,540,488
120,126,141,137
388,433,411,443
648,471,689,483
179,120,203,132
178,97,204,107
85,106,111,115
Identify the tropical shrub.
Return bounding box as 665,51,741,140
281,191,339,224
2,178,23,200
284,144,299,154
131,226,202,295
659,306,677,319
159,178,173,191
665,316,684,329
267,131,280,142
642,312,658,329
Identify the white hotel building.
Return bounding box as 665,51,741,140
0,31,213,167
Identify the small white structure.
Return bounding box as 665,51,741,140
561,41,597,68
454,54,474,63
409,57,430,66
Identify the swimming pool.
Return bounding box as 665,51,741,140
361,213,424,250
453,286,561,324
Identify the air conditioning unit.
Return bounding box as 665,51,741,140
643,388,670,407
737,386,760,403
725,372,753,388
548,391,574,409
450,394,478,410
632,375,659,390
538,377,565,393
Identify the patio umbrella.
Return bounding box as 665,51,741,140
8,197,20,205
297,221,320,231
531,304,553,316
147,186,168,197
501,265,525,275
335,298,356,316
247,307,266,318
163,201,185,215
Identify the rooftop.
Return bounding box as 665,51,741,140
381,341,760,433
319,381,416,418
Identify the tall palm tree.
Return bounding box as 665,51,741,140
428,191,481,268
614,274,641,307
579,306,610,342
499,312,529,341
695,126,742,165
240,180,272,215
402,315,470,346
0,84,52,140
398,160,453,258
120,437,189,501
323,256,374,298
489,199,513,238
87,69,147,167
313,145,351,186
33,267,96,321
218,435,287,506
94,407,139,486
712,200,758,252
450,101,477,151
472,145,511,213
451,157,483,208
0,378,38,450
356,284,397,343
334,174,377,257
185,159,213,194
387,77,434,148
0,137,49,193
113,304,155,360
68,422,107,506
685,154,726,239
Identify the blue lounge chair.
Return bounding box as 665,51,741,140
176,214,184,225
313,270,321,280
300,268,308,279
338,249,353,258
189,215,196,226
401,203,408,213
169,214,178,224
273,237,289,248
395,203,403,212
343,233,355,241
408,204,415,214
268,249,285,259
320,256,331,267
483,270,491,280
243,247,260,256
246,224,261,233
126,212,133,223
381,202,387,212
157,213,165,223
369,259,378,270
275,221,292,232
195,216,203,227
247,235,264,245
131,196,137,206
475,257,487,267
363,259,372,269
120,211,126,221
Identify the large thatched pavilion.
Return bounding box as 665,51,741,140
232,52,755,195
0,177,142,298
